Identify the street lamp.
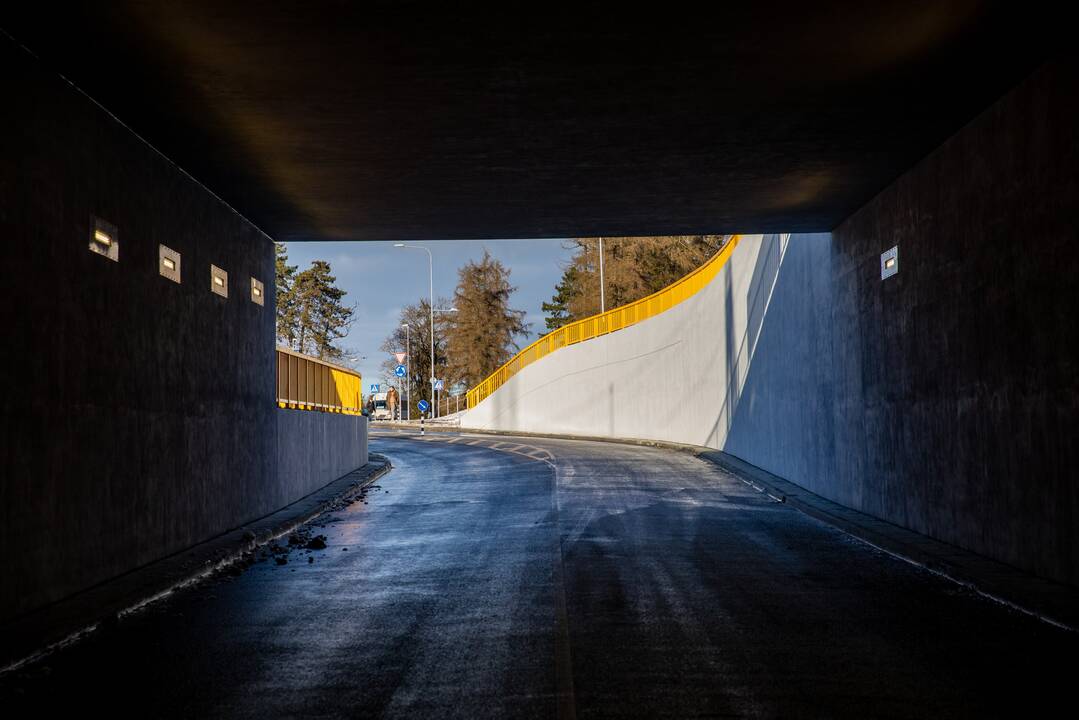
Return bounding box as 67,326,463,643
394,243,436,418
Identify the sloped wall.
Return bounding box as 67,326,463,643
464,234,790,450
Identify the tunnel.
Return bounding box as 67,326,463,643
1,2,1076,716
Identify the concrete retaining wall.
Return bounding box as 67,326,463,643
466,58,1079,587
1,36,367,621
277,411,369,497
464,234,788,450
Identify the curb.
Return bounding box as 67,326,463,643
1,456,393,673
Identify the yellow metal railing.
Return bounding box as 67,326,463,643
276,347,363,414
467,235,742,408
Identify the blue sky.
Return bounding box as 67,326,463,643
280,239,574,388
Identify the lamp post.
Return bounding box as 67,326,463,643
401,323,409,422
394,243,435,419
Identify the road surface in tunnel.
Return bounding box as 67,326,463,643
2,432,1075,718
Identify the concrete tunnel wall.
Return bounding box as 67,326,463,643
0,37,367,621
465,58,1079,587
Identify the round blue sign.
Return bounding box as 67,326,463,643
417,399,430,413
394,364,406,377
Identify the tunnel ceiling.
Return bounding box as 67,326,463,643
1,2,1061,241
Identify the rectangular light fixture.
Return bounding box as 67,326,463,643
210,265,229,298
89,216,119,261
251,277,265,306
880,246,899,280
159,244,181,283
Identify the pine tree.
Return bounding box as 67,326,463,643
275,243,299,347
445,251,529,390
541,265,581,332
292,260,355,359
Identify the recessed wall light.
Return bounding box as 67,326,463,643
159,245,181,283
880,246,899,280
250,277,265,305
210,265,229,298
89,216,119,261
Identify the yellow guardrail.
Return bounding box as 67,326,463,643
276,347,363,414
466,235,742,409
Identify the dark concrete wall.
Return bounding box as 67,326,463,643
0,37,365,621
726,58,1079,586
277,411,368,499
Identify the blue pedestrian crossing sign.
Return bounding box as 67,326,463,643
417,399,430,413
369,383,380,393
394,364,406,378
434,379,444,391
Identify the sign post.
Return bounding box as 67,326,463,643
417,399,430,435
393,365,407,421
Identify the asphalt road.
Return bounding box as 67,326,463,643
2,432,1075,718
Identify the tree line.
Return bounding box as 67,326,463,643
542,235,730,331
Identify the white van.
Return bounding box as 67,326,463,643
371,392,391,421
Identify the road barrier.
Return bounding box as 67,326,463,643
276,347,363,414
466,235,742,408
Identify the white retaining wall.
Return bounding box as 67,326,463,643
463,234,795,448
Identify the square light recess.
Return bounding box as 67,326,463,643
89,216,119,261
159,244,181,283
250,277,265,306
210,265,229,298
880,246,899,280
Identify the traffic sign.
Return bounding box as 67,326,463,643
434,379,444,391
369,383,380,393
394,364,406,378
417,399,430,413
394,352,407,364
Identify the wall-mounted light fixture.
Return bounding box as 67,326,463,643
159,244,181,283
210,264,229,298
880,246,899,280
89,216,119,261
250,277,265,306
